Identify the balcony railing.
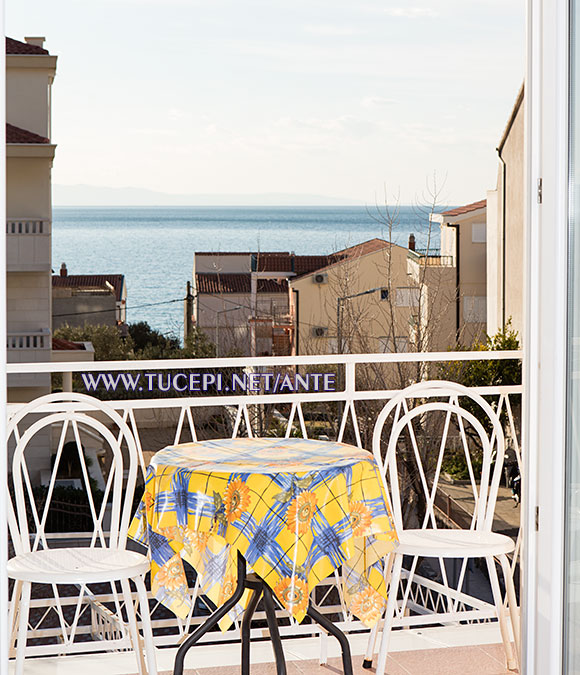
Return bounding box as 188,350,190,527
408,248,454,266
7,329,50,351
6,218,51,272
6,219,50,235
6,350,523,658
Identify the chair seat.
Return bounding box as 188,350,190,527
7,547,150,584
396,528,515,558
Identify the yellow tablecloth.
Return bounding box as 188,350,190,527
129,437,398,628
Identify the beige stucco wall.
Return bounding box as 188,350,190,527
195,291,290,355
7,154,54,218
194,254,253,275
52,291,117,330
289,245,456,355
6,49,57,405
6,54,57,138
439,208,487,346
500,100,525,337
486,91,525,341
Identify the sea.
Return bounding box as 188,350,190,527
52,206,442,338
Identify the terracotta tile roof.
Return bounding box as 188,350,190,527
6,37,49,55
335,238,391,259
52,338,86,351
52,274,125,302
292,238,392,278
293,255,340,275
196,239,393,282
196,273,288,294
6,123,49,144
441,199,487,218
197,252,255,256
255,253,338,274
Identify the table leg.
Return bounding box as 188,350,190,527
262,585,287,675
241,585,263,675
307,603,353,675
173,551,247,675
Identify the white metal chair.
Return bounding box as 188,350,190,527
6,392,157,675
364,380,520,675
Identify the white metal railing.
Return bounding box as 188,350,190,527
6,219,50,235
5,350,523,656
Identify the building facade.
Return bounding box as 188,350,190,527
290,238,456,355
433,199,488,346
6,37,57,401
486,85,525,338
192,251,335,356
52,265,127,330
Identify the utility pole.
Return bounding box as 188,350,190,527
184,281,194,343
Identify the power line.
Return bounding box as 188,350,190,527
52,297,185,318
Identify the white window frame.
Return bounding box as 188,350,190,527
471,222,487,243
462,295,487,323
395,286,420,308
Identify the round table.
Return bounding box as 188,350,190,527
129,437,398,675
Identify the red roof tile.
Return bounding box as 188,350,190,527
255,253,338,274
196,251,288,256
52,274,125,302
441,199,487,217
6,37,49,55
336,238,391,259
52,338,86,351
196,273,288,294
6,123,49,144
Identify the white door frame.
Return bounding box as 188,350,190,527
0,3,9,674
524,0,570,673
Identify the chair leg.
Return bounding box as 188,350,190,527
486,556,517,671
499,554,521,669
121,579,146,675
375,553,403,675
363,621,379,668
364,551,394,669
14,581,31,675
8,581,22,658
134,575,158,675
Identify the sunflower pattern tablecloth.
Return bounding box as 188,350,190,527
129,437,398,628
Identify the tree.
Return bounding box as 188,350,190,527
129,321,181,359
54,323,133,361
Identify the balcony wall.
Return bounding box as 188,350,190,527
6,218,51,272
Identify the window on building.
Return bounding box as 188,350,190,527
378,336,409,353
463,295,487,323
395,287,420,307
472,222,487,243
380,288,389,301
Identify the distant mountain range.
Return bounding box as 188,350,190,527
53,184,363,207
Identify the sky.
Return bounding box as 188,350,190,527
7,0,525,206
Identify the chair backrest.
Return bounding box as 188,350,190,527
7,392,140,553
372,380,506,533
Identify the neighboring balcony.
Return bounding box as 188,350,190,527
7,328,51,389
6,218,51,272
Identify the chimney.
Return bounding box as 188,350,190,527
24,37,45,49
408,233,416,251
60,262,68,277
